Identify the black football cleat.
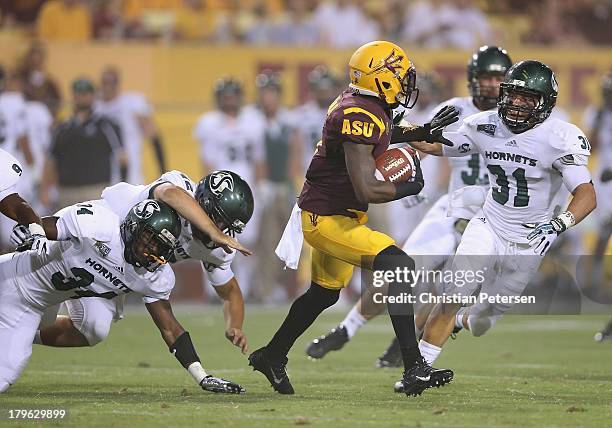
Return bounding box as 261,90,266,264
394,357,454,396
305,325,349,359
594,319,612,342
376,337,403,368
200,375,245,394
248,347,294,395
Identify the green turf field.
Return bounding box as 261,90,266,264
1,306,611,428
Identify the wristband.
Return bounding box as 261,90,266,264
551,211,575,233
28,223,45,237
169,331,201,369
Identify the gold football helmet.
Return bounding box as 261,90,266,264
348,40,418,108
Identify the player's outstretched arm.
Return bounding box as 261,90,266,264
344,142,424,204
145,299,245,394
214,277,248,354
1,194,50,254
152,183,252,256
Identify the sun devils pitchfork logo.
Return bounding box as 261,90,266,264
210,171,234,195
133,200,161,219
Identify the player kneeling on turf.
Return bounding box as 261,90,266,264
0,199,244,394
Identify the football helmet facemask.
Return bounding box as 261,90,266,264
121,200,181,272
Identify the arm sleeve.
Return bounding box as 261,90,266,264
441,131,476,157
552,156,592,193
142,265,175,303
203,249,235,287
0,151,22,201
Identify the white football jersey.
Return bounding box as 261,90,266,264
193,107,265,186
0,92,27,156
429,97,489,194
0,148,23,202
290,101,328,172
95,92,153,184
443,111,591,243
102,170,236,286
7,200,175,310
25,101,52,181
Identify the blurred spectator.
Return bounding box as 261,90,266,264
23,91,53,214
374,0,407,43
243,0,277,44
173,0,217,41
290,66,341,178
0,68,35,249
95,65,166,184
41,78,125,209
268,0,319,46
583,73,612,238
15,41,62,119
313,0,379,48
250,71,296,301
0,0,46,29
92,0,126,40
37,0,92,41
193,77,266,297
402,0,492,49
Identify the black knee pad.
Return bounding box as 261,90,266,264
306,281,341,309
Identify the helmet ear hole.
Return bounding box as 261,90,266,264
382,81,391,90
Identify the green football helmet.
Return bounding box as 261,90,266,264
121,199,181,272
195,170,254,237
467,46,512,110
498,60,558,133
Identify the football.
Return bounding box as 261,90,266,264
375,147,418,182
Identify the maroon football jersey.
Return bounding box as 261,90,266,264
298,89,392,217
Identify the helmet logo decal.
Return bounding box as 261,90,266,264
510,79,526,87
210,171,234,195
133,200,161,219
372,49,404,75
551,73,558,92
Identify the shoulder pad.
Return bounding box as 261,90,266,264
547,119,591,156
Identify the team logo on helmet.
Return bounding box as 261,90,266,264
209,171,234,195
133,200,161,219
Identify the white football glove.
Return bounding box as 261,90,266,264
10,224,31,249
24,223,50,256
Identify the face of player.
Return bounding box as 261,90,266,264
131,228,171,271
73,90,95,112
100,70,119,100
259,87,281,115
218,92,242,114
477,74,504,99
503,91,539,122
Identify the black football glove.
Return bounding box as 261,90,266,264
391,106,459,146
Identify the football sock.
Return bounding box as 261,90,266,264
340,306,366,339
419,340,442,365
266,282,340,362
373,245,421,368
455,309,467,329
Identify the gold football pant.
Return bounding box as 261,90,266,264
301,210,395,290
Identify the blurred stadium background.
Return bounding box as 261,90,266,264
0,0,611,304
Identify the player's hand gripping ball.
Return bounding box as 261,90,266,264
375,147,418,183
